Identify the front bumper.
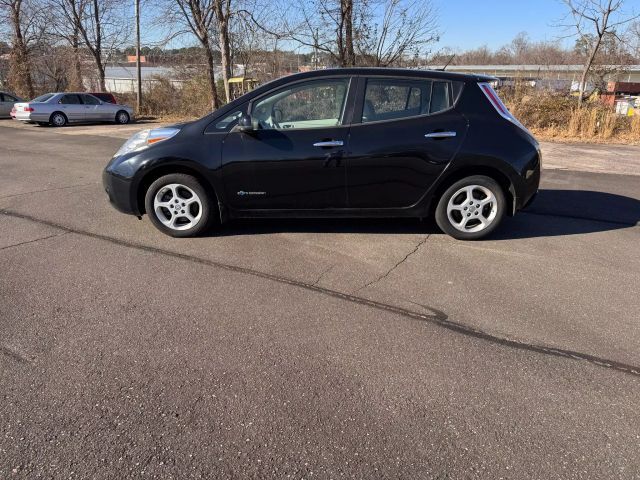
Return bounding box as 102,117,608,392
102,168,139,215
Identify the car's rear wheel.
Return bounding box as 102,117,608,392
144,173,215,237
115,110,130,124
50,112,67,127
435,175,506,240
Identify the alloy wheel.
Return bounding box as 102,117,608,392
153,183,203,231
446,185,498,233
52,114,66,127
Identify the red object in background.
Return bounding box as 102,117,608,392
126,55,146,63
600,82,640,107
90,92,117,104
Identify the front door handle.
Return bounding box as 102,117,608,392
313,140,344,147
425,131,457,139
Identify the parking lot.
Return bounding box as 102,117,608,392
1,120,639,478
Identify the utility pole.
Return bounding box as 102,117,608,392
135,0,142,111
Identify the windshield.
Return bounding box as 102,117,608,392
31,93,55,103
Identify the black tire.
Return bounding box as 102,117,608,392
435,175,506,240
49,112,67,127
115,110,130,124
144,173,216,238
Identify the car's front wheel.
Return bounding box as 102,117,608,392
435,175,506,240
144,173,215,237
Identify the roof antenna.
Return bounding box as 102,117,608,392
439,54,455,71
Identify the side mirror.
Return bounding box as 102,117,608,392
236,113,254,132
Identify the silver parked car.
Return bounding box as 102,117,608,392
12,92,134,127
1,91,24,118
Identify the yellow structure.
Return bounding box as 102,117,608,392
228,77,259,99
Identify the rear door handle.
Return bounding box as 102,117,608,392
425,131,456,139
313,140,344,147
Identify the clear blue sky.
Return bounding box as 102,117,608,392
147,0,635,52
434,0,571,51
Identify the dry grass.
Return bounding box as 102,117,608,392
503,89,640,144
118,75,215,121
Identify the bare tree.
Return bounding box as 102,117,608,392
242,0,437,67
0,0,40,97
36,44,74,90
51,0,128,91
355,0,439,66
47,0,86,90
170,0,222,108
230,1,275,78
239,0,357,67
561,0,639,105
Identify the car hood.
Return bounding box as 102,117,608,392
164,121,191,129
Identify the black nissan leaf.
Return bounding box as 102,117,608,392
103,68,540,240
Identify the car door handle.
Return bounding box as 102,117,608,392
425,131,456,139
313,140,344,147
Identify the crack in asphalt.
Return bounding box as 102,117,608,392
1,209,640,378
0,345,32,365
355,235,430,293
312,264,335,286
0,232,68,251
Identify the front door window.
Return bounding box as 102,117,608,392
252,79,349,130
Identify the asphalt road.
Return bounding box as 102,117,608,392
1,122,639,479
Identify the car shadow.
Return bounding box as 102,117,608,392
494,189,639,240
211,189,639,239
213,217,430,237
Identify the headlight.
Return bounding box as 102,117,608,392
114,127,180,157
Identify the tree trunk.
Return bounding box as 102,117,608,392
576,5,610,108
578,39,601,107
204,46,221,110
9,1,34,98
92,0,105,91
215,4,232,103
91,50,106,92
70,31,83,91
342,0,355,66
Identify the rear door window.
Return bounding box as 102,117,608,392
361,78,462,123
362,79,431,123
60,94,83,104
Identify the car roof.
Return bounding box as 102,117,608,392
276,67,496,83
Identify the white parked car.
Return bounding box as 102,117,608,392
12,92,134,127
